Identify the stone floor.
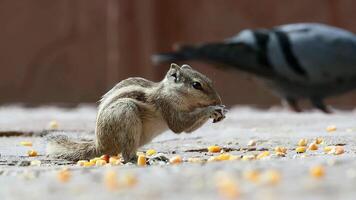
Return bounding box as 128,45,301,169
0,105,356,200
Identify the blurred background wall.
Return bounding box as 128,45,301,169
1,0,356,108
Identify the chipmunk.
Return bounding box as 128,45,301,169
46,63,227,162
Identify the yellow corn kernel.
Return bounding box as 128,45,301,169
310,165,325,178
123,173,138,187
229,155,241,161
215,173,240,199
256,151,270,159
308,143,318,151
90,157,101,165
83,161,95,167
217,153,231,161
298,139,308,146
109,157,121,165
96,160,107,166
30,160,41,166
275,152,286,157
332,146,344,155
274,146,287,154
264,170,281,185
243,170,260,183
57,168,71,183
104,170,119,191
169,155,183,164
27,150,38,157
208,156,219,162
188,157,204,163
326,125,337,132
146,149,157,156
247,140,257,147
48,120,59,129
77,160,87,166
137,155,146,166
241,155,255,161
296,146,307,153
315,137,323,145
324,146,334,153
208,145,221,153
20,141,33,147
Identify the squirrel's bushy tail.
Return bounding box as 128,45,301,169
46,135,99,161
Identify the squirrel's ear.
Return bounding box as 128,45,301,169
181,64,192,70
167,63,181,82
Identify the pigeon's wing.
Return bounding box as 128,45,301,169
274,23,356,84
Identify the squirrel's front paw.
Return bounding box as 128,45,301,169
209,105,228,123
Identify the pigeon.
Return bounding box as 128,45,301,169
152,23,356,113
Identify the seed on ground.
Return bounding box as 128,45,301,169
57,168,71,183
170,155,183,164
274,146,287,154
208,145,221,153
247,140,257,147
109,157,121,165
188,157,204,163
137,155,146,166
315,137,323,144
243,170,260,183
27,150,38,157
324,146,334,153
310,165,325,178
298,139,308,146
123,173,138,187
296,146,307,153
96,160,107,166
48,120,59,129
30,160,41,166
146,149,157,156
20,141,33,147
77,160,87,166
83,161,95,167
256,151,270,159
264,170,281,185
217,153,231,161
100,155,110,163
326,125,337,132
104,170,119,191
241,155,255,161
331,146,345,155
308,143,318,151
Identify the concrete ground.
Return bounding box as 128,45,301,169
0,105,356,200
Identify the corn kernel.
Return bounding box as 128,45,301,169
77,160,87,166
208,145,221,153
123,173,138,187
308,143,318,151
217,153,231,161
315,137,323,145
109,157,121,165
188,157,204,163
137,155,146,166
30,160,41,166
146,149,157,156
243,170,260,183
96,160,107,166
298,139,308,146
215,173,240,199
331,146,344,155
326,125,337,132
207,156,219,162
241,155,255,161
90,157,101,165
100,155,110,163
104,170,119,191
324,146,334,153
229,155,241,161
57,168,71,183
247,140,257,147
20,141,33,147
296,146,306,153
264,170,281,185
274,146,287,154
169,155,183,164
27,150,38,157
256,151,270,159
275,152,286,157
48,120,59,129
310,165,325,178
83,161,95,167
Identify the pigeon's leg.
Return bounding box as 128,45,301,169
310,98,331,114
282,97,301,112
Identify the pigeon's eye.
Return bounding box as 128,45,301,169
192,82,203,90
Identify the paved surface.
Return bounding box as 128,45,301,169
1,106,356,200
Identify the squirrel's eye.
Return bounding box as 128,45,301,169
192,82,203,90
